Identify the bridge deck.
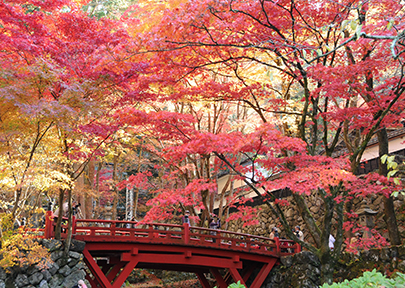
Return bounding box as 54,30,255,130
38,211,300,288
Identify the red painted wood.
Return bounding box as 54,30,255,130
106,263,124,282
42,213,300,288
120,252,243,269
228,268,246,286
249,258,278,288
197,272,211,288
242,264,258,283
82,247,113,288
44,211,53,238
85,275,98,288
111,259,139,288
211,268,228,288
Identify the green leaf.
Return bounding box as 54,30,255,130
392,191,399,197
350,20,357,30
387,170,398,178
381,154,388,164
340,20,348,32
394,178,401,185
355,24,362,39
387,161,398,170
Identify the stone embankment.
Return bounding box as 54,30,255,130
226,194,405,242
256,245,405,288
0,239,89,288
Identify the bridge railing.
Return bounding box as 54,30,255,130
43,211,300,257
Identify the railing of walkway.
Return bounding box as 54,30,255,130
37,211,300,257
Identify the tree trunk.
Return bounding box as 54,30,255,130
54,188,64,240
94,162,103,219
133,188,139,219
64,188,73,255
112,152,120,220
378,128,401,245
320,251,335,285
319,195,336,285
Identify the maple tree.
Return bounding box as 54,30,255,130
116,99,256,225
113,0,405,284
0,0,145,254
1,0,405,285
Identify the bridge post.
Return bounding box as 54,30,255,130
44,210,53,239
72,215,76,236
296,242,301,253
183,223,189,244
275,237,280,255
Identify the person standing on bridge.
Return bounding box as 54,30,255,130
295,226,304,242
209,217,220,243
72,202,83,219
54,202,69,217
269,227,279,240
182,210,190,225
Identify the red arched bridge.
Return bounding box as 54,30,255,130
39,211,300,288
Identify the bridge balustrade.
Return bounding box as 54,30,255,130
24,211,300,257
20,211,302,288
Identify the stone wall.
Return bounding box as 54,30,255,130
226,194,405,243
226,194,325,240
259,251,321,288
0,239,89,288
334,245,405,283
254,245,405,288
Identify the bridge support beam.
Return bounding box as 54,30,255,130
228,268,246,286
249,258,277,288
196,272,211,288
79,239,283,288
211,268,228,288
83,247,140,288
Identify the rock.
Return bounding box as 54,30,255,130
58,265,72,277
71,261,86,271
285,209,294,218
26,266,39,276
0,280,4,288
50,250,64,262
69,251,82,260
48,262,59,275
373,196,382,206
379,248,391,261
69,240,86,253
28,272,44,285
68,258,80,268
280,255,293,267
38,279,49,288
15,274,29,287
56,257,69,267
49,274,64,288
361,249,379,262
42,239,63,252
293,251,320,267
0,268,6,280
61,269,85,288
398,260,405,272
41,269,52,281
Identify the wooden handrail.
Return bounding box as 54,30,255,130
42,212,299,257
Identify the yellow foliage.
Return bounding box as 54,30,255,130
0,222,50,270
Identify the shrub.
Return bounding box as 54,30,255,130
321,269,405,288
